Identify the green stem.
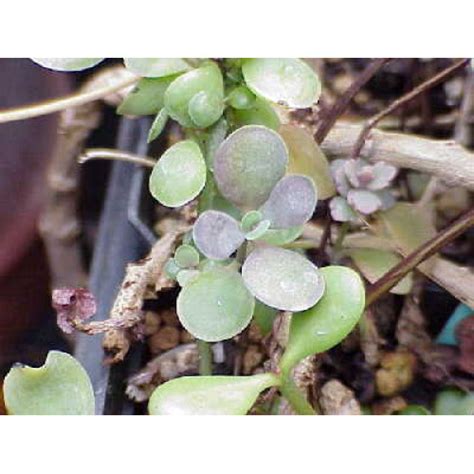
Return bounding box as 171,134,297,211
197,339,213,375
279,374,317,415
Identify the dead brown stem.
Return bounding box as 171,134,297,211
350,59,469,159
365,208,474,307
314,58,390,144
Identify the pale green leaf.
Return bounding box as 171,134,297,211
434,388,474,415
117,77,175,116
124,58,191,77
164,62,224,128
242,247,324,312
4,351,95,415
149,140,206,207
177,267,255,341
31,58,103,72
242,58,321,108
279,266,365,375
257,226,303,246
231,97,281,130
148,373,279,415
147,108,169,143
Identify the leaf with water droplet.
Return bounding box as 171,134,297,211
193,210,245,260
147,108,168,143
231,97,281,130
3,351,95,415
148,373,279,415
124,58,191,77
242,58,321,108
214,125,288,209
242,247,324,312
279,124,335,199
164,62,224,128
260,175,317,229
177,267,255,341
279,266,365,375
117,76,175,116
348,248,413,295
257,226,303,246
31,58,103,71
149,140,206,207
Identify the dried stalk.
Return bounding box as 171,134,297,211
314,58,390,144
38,66,136,288
350,59,469,158
79,148,156,167
365,208,474,307
321,122,474,190
0,69,138,124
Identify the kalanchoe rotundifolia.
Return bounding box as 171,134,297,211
329,158,398,222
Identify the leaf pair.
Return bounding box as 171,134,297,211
149,265,365,415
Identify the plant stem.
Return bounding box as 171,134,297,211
351,58,469,159
0,74,138,124
314,58,391,144
197,339,213,375
366,207,474,307
78,148,156,167
279,374,317,415
334,222,350,253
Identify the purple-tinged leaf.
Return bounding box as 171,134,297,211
347,189,382,214
214,125,288,209
193,210,245,260
330,159,350,196
329,197,358,223
260,175,317,229
367,162,398,191
242,246,325,312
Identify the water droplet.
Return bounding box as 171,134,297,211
316,330,327,336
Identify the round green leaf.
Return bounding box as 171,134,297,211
149,140,206,207
174,244,200,268
253,300,278,335
242,58,321,108
214,125,288,209
148,373,279,415
31,58,103,71
259,175,317,229
123,58,191,77
188,90,224,128
279,266,365,375
193,210,245,260
228,85,256,110
3,351,95,415
147,108,169,143
176,269,201,287
245,219,271,241
257,226,303,246
434,388,474,415
177,267,255,341
231,97,281,131
241,210,263,233
242,247,324,312
164,62,224,128
279,124,335,199
117,77,175,116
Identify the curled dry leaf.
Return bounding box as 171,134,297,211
52,288,97,334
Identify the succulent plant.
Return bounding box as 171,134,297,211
329,157,398,222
